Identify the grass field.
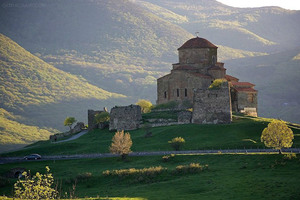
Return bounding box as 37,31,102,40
2,117,300,157
0,154,300,199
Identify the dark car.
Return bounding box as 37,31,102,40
23,154,42,160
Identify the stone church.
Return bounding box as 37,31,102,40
157,37,258,123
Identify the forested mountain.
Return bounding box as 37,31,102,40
0,0,299,151
135,0,300,52
0,33,126,135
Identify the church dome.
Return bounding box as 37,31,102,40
178,37,218,50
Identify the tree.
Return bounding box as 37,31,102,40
64,117,76,132
14,166,58,199
136,99,152,113
168,137,185,151
94,112,110,124
109,130,132,160
261,120,294,154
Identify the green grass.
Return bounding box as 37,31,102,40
2,117,300,157
0,154,300,199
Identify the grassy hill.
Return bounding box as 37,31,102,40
0,117,300,199
2,116,300,157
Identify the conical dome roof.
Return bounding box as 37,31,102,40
178,37,218,50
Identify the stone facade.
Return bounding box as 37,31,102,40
157,37,258,119
109,105,142,131
178,110,192,123
192,82,232,124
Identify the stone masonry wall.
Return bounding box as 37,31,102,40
192,82,232,124
88,110,103,130
109,105,142,131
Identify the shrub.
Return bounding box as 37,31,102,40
109,130,132,160
175,163,208,174
208,79,227,89
162,154,175,162
283,153,297,160
168,137,185,151
136,99,153,113
102,166,167,183
94,112,110,123
14,166,58,199
76,172,92,182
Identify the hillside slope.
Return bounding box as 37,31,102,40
226,48,300,123
0,108,52,153
136,0,300,52
0,34,124,109
0,33,127,133
0,0,267,102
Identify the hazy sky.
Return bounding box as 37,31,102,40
217,0,300,10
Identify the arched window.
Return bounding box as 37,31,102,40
177,89,180,97
185,88,187,97
212,55,216,65
164,91,167,99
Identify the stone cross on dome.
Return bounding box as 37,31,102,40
195,32,199,37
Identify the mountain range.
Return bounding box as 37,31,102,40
0,0,299,150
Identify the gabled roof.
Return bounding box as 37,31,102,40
225,74,239,82
231,82,255,87
178,37,218,50
234,87,257,93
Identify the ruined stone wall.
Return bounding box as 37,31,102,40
88,110,102,130
109,105,142,131
237,92,258,116
192,82,232,124
157,71,212,106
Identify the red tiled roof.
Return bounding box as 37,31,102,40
234,87,257,93
225,74,239,82
189,72,212,79
208,65,226,71
178,37,218,50
231,82,255,87
173,65,197,70
216,62,224,67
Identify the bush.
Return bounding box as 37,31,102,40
162,154,175,162
103,166,167,183
168,137,185,151
208,79,227,89
175,163,208,174
136,99,153,113
14,166,58,199
283,153,297,160
76,172,92,182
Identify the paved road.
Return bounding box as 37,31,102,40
54,130,89,143
1,148,300,164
